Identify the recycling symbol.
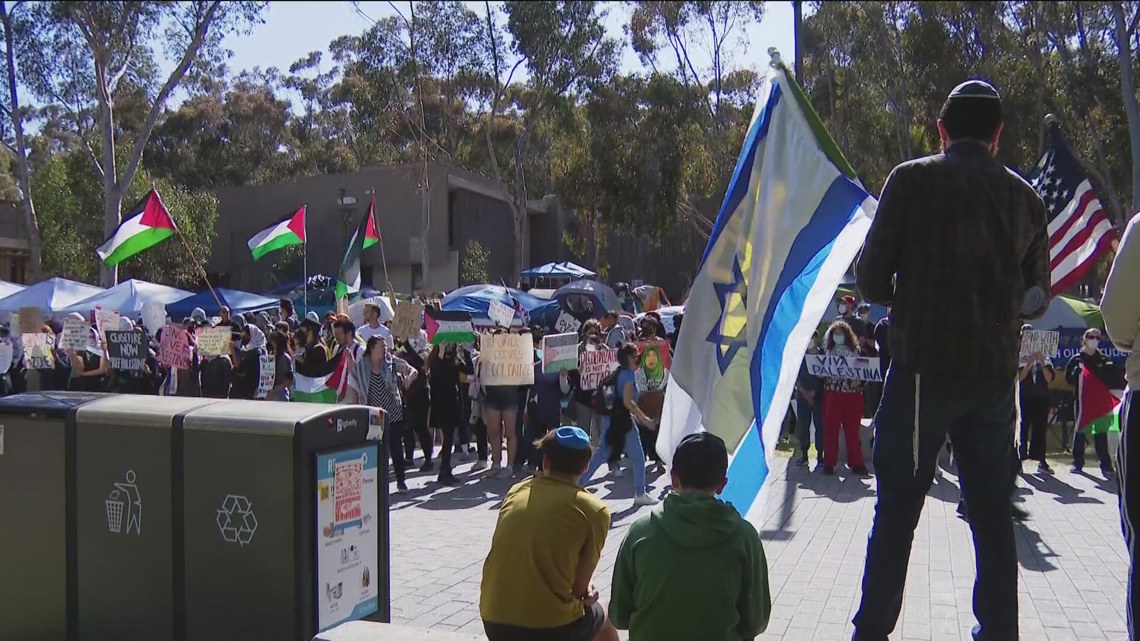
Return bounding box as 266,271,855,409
216,494,258,546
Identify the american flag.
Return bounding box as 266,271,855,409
1029,125,1117,294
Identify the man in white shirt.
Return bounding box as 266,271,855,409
357,300,391,344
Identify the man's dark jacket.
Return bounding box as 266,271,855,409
856,142,1051,385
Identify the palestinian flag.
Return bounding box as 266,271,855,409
426,308,474,345
96,189,177,266
1077,366,1123,435
334,211,370,300
363,198,381,249
247,205,305,260
292,350,349,403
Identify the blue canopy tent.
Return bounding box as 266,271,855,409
0,280,24,299
166,287,279,318
553,279,622,320
520,261,596,279
60,279,192,314
0,277,105,313
441,285,559,328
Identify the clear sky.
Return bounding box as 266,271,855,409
208,1,798,88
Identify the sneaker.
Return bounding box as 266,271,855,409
613,466,626,479
487,463,502,477
495,468,513,480
1071,465,1083,474
851,466,871,477
633,493,659,506
1037,461,1053,475
460,450,473,463
396,482,408,494
1102,466,1116,477
419,462,434,473
1011,504,1030,521
794,457,809,468
436,474,459,486
472,459,488,471
822,465,835,476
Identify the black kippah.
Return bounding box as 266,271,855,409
947,80,1000,100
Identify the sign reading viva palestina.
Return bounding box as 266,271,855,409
480,333,535,386
806,354,882,382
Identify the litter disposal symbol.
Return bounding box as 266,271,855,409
216,494,257,546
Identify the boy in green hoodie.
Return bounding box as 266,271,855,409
609,432,771,640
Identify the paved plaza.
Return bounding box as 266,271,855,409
387,453,1129,640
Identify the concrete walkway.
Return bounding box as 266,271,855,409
386,453,1129,640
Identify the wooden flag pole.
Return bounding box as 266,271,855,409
174,226,223,310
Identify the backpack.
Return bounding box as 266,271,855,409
592,368,621,415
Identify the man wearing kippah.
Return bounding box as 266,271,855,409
608,432,770,641
480,426,619,641
853,79,1051,640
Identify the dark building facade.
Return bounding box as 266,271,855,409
209,164,568,293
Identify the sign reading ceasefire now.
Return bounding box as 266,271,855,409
480,333,534,386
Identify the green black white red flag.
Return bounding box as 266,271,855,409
96,189,177,266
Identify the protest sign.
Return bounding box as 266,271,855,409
487,299,515,328
21,333,55,369
106,330,146,371
0,341,11,373
392,301,424,341
579,346,618,390
638,339,672,392
1020,329,1060,360
195,326,230,357
806,354,882,382
159,325,191,369
554,311,581,335
480,333,534,386
94,307,120,341
542,333,579,373
256,353,275,399
142,302,167,336
17,307,41,333
59,318,91,351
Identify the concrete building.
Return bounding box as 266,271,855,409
209,164,569,293
0,201,31,283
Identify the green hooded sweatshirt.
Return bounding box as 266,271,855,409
609,492,771,641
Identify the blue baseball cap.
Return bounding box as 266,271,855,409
553,426,591,450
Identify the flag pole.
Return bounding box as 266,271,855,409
370,190,391,288
152,184,222,310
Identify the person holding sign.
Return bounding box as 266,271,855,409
345,336,419,494
1018,324,1055,474
579,343,659,507
428,342,466,485
1066,328,1123,476
230,325,267,400
820,322,869,476
67,327,108,393
265,331,293,401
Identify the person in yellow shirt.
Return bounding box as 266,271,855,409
480,426,619,641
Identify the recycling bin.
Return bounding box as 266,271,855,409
71,395,223,641
0,392,107,641
178,401,387,641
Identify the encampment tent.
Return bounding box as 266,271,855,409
166,287,279,317
554,279,622,319
520,261,596,279
60,279,192,314
0,281,25,299
441,284,558,327
0,277,105,313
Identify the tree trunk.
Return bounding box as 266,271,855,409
96,64,120,288
511,126,530,282
1113,1,1140,212
1,1,42,282
419,166,430,290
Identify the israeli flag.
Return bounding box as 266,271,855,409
657,60,878,523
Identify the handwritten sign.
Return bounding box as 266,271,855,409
21,333,55,370
638,339,671,392
105,330,146,371
256,353,275,399
480,333,534,386
94,307,120,341
18,307,41,333
541,333,578,373
554,311,581,334
806,354,882,382
391,301,424,341
0,341,12,373
195,326,230,357
59,318,91,351
159,325,191,370
487,299,515,328
1020,329,1060,360
579,346,618,390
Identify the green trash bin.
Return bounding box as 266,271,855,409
0,392,108,641
72,395,224,641
178,401,388,641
